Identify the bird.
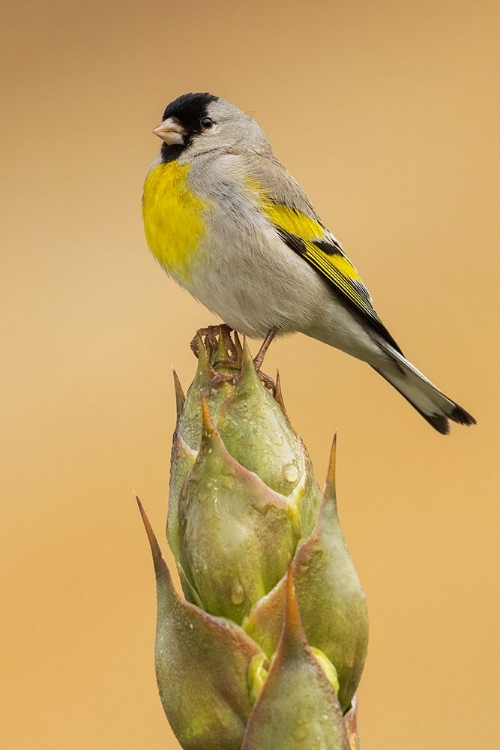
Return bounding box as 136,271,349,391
142,92,476,434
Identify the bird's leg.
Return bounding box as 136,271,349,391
253,327,278,371
251,327,278,393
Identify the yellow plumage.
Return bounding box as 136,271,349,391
142,162,209,280
251,181,369,314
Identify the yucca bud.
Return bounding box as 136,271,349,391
139,327,368,749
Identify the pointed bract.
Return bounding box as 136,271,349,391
176,336,232,450
217,339,305,497
178,398,300,623
274,370,288,419
244,436,368,712
137,498,262,750
241,571,350,750
172,369,186,423
166,431,196,564
293,436,368,711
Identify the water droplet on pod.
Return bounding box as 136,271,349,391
230,580,245,605
283,463,299,483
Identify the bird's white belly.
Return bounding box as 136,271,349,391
183,221,385,367
185,223,322,337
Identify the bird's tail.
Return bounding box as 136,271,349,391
372,346,476,434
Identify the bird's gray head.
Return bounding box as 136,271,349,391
153,92,272,162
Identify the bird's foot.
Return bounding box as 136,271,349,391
253,327,278,371
190,324,277,393
255,369,276,393
208,368,240,389
191,325,240,387
209,357,275,392
190,324,235,358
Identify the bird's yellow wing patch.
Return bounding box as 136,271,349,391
142,162,209,279
262,200,371,308
252,183,371,309
250,180,403,352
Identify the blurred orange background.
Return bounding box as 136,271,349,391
2,0,499,747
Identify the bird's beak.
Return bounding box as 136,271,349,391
153,117,186,145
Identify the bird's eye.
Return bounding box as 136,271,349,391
200,116,214,129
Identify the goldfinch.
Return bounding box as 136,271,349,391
142,92,475,434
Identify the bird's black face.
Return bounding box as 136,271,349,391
158,92,219,162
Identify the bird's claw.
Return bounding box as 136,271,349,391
190,324,235,358
190,324,277,394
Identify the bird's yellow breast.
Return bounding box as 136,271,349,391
142,162,209,280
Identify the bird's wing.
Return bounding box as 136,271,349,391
244,154,403,354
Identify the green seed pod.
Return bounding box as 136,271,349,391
140,328,365,749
